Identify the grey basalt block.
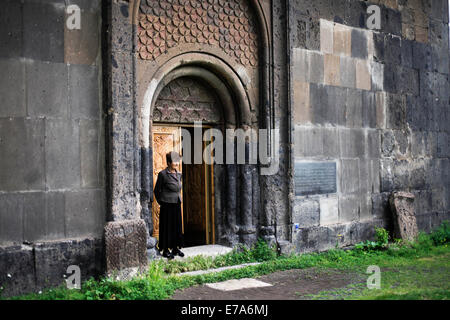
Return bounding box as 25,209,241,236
0,0,23,58
20,191,65,243
401,39,413,68
322,127,340,158
65,189,105,238
0,59,26,117
34,238,103,291
339,195,360,223
385,93,406,130
310,83,336,125
26,61,68,118
340,57,356,88
412,42,432,71
69,65,100,119
351,29,367,59
0,193,24,244
345,88,363,128
339,128,365,158
80,119,102,188
0,245,36,297
23,0,65,62
0,118,45,192
362,91,376,128
339,158,360,194
292,198,320,228
45,119,80,190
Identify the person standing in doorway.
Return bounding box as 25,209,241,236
154,151,185,260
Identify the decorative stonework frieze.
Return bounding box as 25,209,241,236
138,0,259,67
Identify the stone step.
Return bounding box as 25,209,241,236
174,245,233,260
175,262,262,277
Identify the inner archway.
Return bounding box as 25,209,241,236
151,76,224,248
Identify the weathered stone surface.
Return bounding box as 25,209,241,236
45,119,80,190
320,19,334,54
65,189,105,238
389,192,418,241
293,81,310,124
319,196,339,226
351,29,367,59
26,61,68,118
324,54,340,86
105,219,148,273
293,198,320,228
340,56,356,88
0,0,23,58
0,245,35,297
0,59,25,117
34,238,103,291
64,9,100,65
23,0,65,62
0,118,45,192
69,65,100,119
0,238,103,297
339,195,360,223
333,23,351,56
340,159,360,194
80,120,102,188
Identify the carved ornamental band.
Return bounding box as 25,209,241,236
138,0,259,67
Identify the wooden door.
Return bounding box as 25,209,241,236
182,127,215,246
151,126,183,239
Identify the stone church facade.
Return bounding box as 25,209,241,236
0,0,449,296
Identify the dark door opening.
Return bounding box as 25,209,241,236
181,126,215,248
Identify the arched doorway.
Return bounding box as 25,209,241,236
151,76,224,247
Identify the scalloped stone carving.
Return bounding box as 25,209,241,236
138,0,258,67
153,77,223,123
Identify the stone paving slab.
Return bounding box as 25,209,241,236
205,278,273,292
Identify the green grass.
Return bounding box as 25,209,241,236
3,223,450,300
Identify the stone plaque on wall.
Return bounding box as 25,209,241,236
295,161,337,196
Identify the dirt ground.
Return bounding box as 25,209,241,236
171,268,365,300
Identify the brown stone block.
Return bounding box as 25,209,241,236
376,92,386,129
333,24,351,57
293,81,310,125
105,219,148,273
64,11,100,65
324,54,341,86
356,59,371,91
320,19,334,54
414,25,428,43
384,0,398,10
402,23,415,40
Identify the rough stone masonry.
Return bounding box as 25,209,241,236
0,0,449,297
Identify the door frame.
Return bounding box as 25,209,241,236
152,123,216,246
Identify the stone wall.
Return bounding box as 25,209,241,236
289,0,450,253
0,0,105,296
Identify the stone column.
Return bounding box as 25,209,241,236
104,0,147,277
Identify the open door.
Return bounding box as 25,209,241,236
152,125,215,247
151,126,183,239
